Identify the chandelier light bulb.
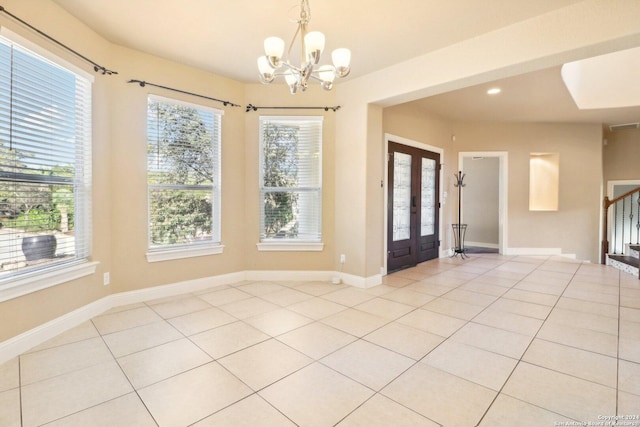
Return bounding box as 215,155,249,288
257,56,275,83
304,31,325,64
284,70,298,94
319,65,335,91
318,65,336,83
332,48,351,77
284,69,299,85
264,37,285,67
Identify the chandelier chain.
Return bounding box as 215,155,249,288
300,0,310,23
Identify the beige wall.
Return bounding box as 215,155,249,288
453,122,603,261
337,0,640,279
383,105,603,261
603,128,640,184
107,46,247,293
243,84,336,272
0,0,337,342
1,0,639,343
0,0,114,342
382,104,455,251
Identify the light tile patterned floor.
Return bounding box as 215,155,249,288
1,254,640,426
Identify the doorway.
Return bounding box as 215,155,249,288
606,179,640,255
462,156,500,251
387,141,440,272
458,151,508,255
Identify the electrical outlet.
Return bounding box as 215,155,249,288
103,272,110,286
340,254,346,264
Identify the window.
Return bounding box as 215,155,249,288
259,116,322,249
146,96,222,259
0,33,92,284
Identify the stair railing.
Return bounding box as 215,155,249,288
601,186,640,264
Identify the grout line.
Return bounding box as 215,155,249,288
18,356,23,427
616,269,621,416
8,256,633,426
475,256,580,426
94,324,161,427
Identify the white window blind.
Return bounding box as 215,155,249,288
259,116,322,242
147,95,221,250
0,35,92,282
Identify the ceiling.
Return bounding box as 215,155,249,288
50,0,639,126
404,65,640,127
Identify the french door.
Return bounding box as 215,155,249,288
387,142,440,272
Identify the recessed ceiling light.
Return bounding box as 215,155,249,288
487,88,501,95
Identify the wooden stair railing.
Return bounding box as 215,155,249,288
601,185,640,264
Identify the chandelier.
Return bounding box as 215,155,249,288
257,0,351,94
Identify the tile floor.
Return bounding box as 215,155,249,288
1,254,640,426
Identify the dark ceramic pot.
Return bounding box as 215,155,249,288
21,235,57,261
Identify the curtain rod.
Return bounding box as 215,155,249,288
0,5,117,75
245,104,341,113
128,79,241,108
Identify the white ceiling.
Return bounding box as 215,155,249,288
51,0,639,126
404,66,640,126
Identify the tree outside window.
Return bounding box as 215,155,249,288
260,116,322,242
147,97,221,248
0,35,91,278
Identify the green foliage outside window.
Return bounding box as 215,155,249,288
0,142,75,234
148,101,216,246
262,123,299,238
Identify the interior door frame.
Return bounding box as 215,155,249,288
458,151,509,255
604,179,640,259
383,134,444,275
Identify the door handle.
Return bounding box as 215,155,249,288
412,195,417,208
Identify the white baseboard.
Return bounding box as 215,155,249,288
0,296,112,365
503,247,562,256
109,272,244,307
502,247,579,259
339,272,382,288
245,270,333,282
466,241,499,249
0,268,377,364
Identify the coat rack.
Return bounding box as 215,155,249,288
452,171,468,258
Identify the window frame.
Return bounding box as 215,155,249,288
145,95,224,262
258,115,324,252
0,28,96,302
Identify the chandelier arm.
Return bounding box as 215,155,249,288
301,62,314,85
280,62,304,74
287,22,302,64
307,73,324,83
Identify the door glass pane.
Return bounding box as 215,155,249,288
421,158,436,236
393,152,411,241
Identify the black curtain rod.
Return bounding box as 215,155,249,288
128,79,241,108
245,104,341,113
0,5,117,75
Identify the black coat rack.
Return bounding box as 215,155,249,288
452,171,468,258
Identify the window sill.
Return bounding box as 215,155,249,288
257,242,324,252
146,244,225,263
0,261,99,303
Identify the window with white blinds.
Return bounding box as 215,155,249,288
147,96,221,251
0,34,92,282
259,116,322,243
